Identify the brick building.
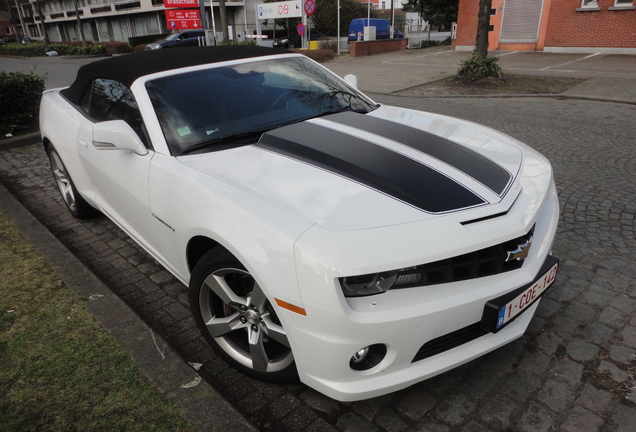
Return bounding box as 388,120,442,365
453,0,636,54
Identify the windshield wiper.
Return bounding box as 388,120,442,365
182,130,266,154
317,106,370,118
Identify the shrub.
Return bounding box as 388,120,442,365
456,54,503,83
293,48,335,63
129,33,170,47
0,71,46,135
0,43,48,57
219,40,257,46
318,39,339,53
98,42,133,54
49,44,108,56
420,37,452,49
0,42,107,57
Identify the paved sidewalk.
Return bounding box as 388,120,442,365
2,48,636,431
325,48,636,102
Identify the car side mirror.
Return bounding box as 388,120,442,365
93,120,149,156
344,74,358,89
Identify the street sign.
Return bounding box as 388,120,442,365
164,0,198,7
257,1,302,20
296,23,305,36
304,0,316,16
166,9,201,30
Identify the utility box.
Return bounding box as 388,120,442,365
363,26,376,41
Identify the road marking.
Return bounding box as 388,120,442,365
540,52,602,71
383,50,455,64
495,51,519,57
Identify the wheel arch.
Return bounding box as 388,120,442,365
186,235,221,274
42,136,52,153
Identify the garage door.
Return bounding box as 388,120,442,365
500,0,545,43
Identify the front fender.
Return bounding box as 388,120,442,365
147,153,314,310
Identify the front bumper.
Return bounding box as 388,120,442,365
283,183,559,401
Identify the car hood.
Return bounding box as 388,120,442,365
179,107,533,231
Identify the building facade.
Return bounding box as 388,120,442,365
8,0,262,43
453,0,636,54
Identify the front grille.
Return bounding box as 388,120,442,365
412,322,487,363
393,226,535,289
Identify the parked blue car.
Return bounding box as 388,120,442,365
348,18,404,42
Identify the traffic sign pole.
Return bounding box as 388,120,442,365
302,5,307,48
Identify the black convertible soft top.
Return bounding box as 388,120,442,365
61,45,290,105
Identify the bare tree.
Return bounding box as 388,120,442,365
34,0,49,44
219,0,229,41
475,0,491,60
456,0,501,82
73,0,86,45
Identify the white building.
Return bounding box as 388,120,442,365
10,0,268,43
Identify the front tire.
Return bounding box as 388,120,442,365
47,146,98,219
189,247,297,382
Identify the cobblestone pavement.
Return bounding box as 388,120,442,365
1,95,635,432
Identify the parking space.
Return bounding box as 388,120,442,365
326,48,636,94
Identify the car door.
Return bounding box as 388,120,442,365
76,78,156,246
180,31,202,47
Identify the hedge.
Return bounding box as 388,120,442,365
0,43,107,57
0,71,46,135
129,33,170,47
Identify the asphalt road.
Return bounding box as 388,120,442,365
1,51,635,431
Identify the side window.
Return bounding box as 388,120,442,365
81,78,150,147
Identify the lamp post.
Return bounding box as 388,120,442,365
337,0,340,55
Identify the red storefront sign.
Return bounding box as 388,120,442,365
164,0,199,7
165,9,201,30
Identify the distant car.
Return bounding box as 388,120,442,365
40,46,559,402
273,30,327,48
145,30,206,50
348,18,404,42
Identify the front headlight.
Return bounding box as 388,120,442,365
145,43,161,50
340,269,425,297
340,271,398,297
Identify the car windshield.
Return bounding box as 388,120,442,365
145,56,378,155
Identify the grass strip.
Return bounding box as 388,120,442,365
0,210,193,432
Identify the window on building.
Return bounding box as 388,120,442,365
580,0,599,6
614,0,634,5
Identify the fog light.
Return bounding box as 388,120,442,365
351,347,370,364
349,344,387,371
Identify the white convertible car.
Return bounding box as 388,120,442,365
40,46,559,401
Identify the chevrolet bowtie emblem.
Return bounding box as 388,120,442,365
506,237,532,262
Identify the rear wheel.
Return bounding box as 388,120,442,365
47,146,98,219
189,247,297,382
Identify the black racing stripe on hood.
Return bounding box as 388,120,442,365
256,121,485,213
325,112,512,195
